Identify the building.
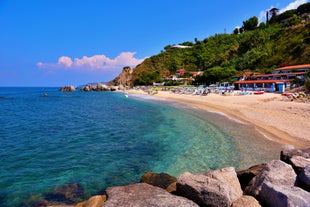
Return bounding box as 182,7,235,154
234,64,309,93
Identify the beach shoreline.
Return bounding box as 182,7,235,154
126,89,310,148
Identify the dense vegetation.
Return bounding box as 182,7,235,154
121,3,310,86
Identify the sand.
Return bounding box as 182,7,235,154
126,89,310,148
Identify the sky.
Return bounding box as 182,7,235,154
0,0,308,86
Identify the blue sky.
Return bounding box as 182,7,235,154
0,0,308,86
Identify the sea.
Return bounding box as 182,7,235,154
0,87,283,206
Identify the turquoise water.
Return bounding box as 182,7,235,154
0,87,282,206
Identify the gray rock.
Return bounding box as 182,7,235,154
290,156,310,174
177,167,243,207
103,183,199,207
298,165,310,191
260,182,310,207
244,160,297,197
281,146,310,173
231,195,261,207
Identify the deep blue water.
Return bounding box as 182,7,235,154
0,87,282,206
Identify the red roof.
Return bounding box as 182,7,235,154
253,72,306,77
274,64,310,71
234,79,290,84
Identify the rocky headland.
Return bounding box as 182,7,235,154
23,146,310,207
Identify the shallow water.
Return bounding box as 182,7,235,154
0,88,282,206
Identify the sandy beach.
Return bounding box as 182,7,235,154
127,89,310,148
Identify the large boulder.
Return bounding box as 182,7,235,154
177,167,243,207
231,195,261,207
103,183,198,207
237,163,266,190
244,160,297,196
290,156,310,174
140,172,177,192
298,165,310,191
244,160,310,206
280,146,310,173
260,183,310,207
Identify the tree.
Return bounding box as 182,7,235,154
297,2,310,16
258,22,266,29
233,27,240,34
242,16,258,31
268,8,279,24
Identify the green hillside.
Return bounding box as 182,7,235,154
117,3,310,86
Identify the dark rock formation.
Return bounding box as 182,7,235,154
140,171,177,192
103,183,199,207
237,163,266,191
177,167,243,207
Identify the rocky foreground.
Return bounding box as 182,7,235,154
24,146,310,207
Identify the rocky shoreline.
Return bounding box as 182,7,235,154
22,146,310,207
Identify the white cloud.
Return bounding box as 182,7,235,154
58,56,73,68
37,52,146,71
279,0,308,13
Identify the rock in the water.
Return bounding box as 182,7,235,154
177,167,243,207
260,182,310,207
103,183,198,207
298,165,310,191
80,83,110,91
60,86,76,92
244,160,297,197
44,183,86,204
237,163,266,190
97,83,109,91
231,195,261,207
140,172,177,192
